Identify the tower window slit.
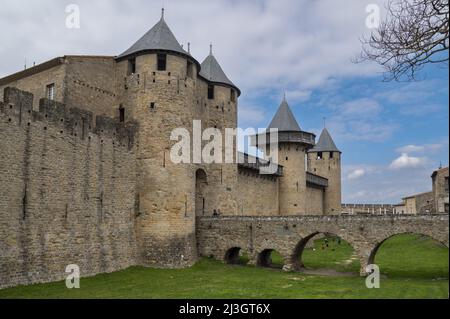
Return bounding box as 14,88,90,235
128,58,136,75
208,85,215,100
119,105,125,122
157,54,167,71
187,60,194,78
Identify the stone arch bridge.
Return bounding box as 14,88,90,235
196,214,449,275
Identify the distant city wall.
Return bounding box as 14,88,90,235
341,203,395,214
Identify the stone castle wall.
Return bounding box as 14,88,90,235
305,186,324,215
237,168,279,216
64,56,118,118
277,144,308,215
0,61,66,110
433,167,449,213
0,87,138,289
307,151,341,214
341,203,395,214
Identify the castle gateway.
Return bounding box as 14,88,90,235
0,11,448,288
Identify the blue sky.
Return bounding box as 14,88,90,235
239,64,449,204
0,0,448,203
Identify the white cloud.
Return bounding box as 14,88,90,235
324,97,398,142
338,98,381,118
284,90,312,103
376,81,447,117
347,168,366,180
238,104,266,127
396,143,443,154
389,153,427,170
342,163,438,204
0,0,386,96
396,145,425,153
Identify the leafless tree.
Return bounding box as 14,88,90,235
357,0,449,81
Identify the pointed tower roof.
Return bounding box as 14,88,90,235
117,9,190,60
310,128,341,153
267,97,302,132
199,45,240,95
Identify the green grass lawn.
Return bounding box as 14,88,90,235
0,234,448,299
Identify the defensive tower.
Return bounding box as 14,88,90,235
307,128,342,214
115,10,201,267
256,97,316,215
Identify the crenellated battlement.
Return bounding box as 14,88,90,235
0,86,139,290
0,87,138,149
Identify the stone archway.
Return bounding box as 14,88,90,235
224,247,242,264
257,249,284,269
290,232,360,273
368,232,449,266
195,169,208,216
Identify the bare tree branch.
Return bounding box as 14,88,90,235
355,0,449,81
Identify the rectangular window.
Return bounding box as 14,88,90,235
157,54,167,71
187,60,194,78
46,83,55,100
230,89,236,102
317,152,323,160
445,177,449,192
128,58,136,75
208,85,215,100
330,152,334,159
119,106,125,123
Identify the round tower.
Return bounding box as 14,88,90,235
195,45,241,217
307,128,342,215
115,10,201,268
256,97,315,215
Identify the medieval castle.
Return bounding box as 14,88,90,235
0,11,345,288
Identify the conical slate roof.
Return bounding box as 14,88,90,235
199,47,238,92
117,11,189,59
310,128,340,153
267,97,301,132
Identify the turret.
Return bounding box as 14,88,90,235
255,97,315,215
307,128,342,215
115,10,200,268
194,45,241,217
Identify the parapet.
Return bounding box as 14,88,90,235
1,87,138,148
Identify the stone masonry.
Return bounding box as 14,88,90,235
0,88,138,289
196,214,449,275
0,12,447,289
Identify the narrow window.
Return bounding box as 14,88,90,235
187,60,194,78
208,84,215,100
157,54,167,71
150,102,156,110
317,152,323,160
128,58,136,75
330,152,334,159
46,83,55,100
119,105,125,123
230,89,236,102
445,177,449,192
